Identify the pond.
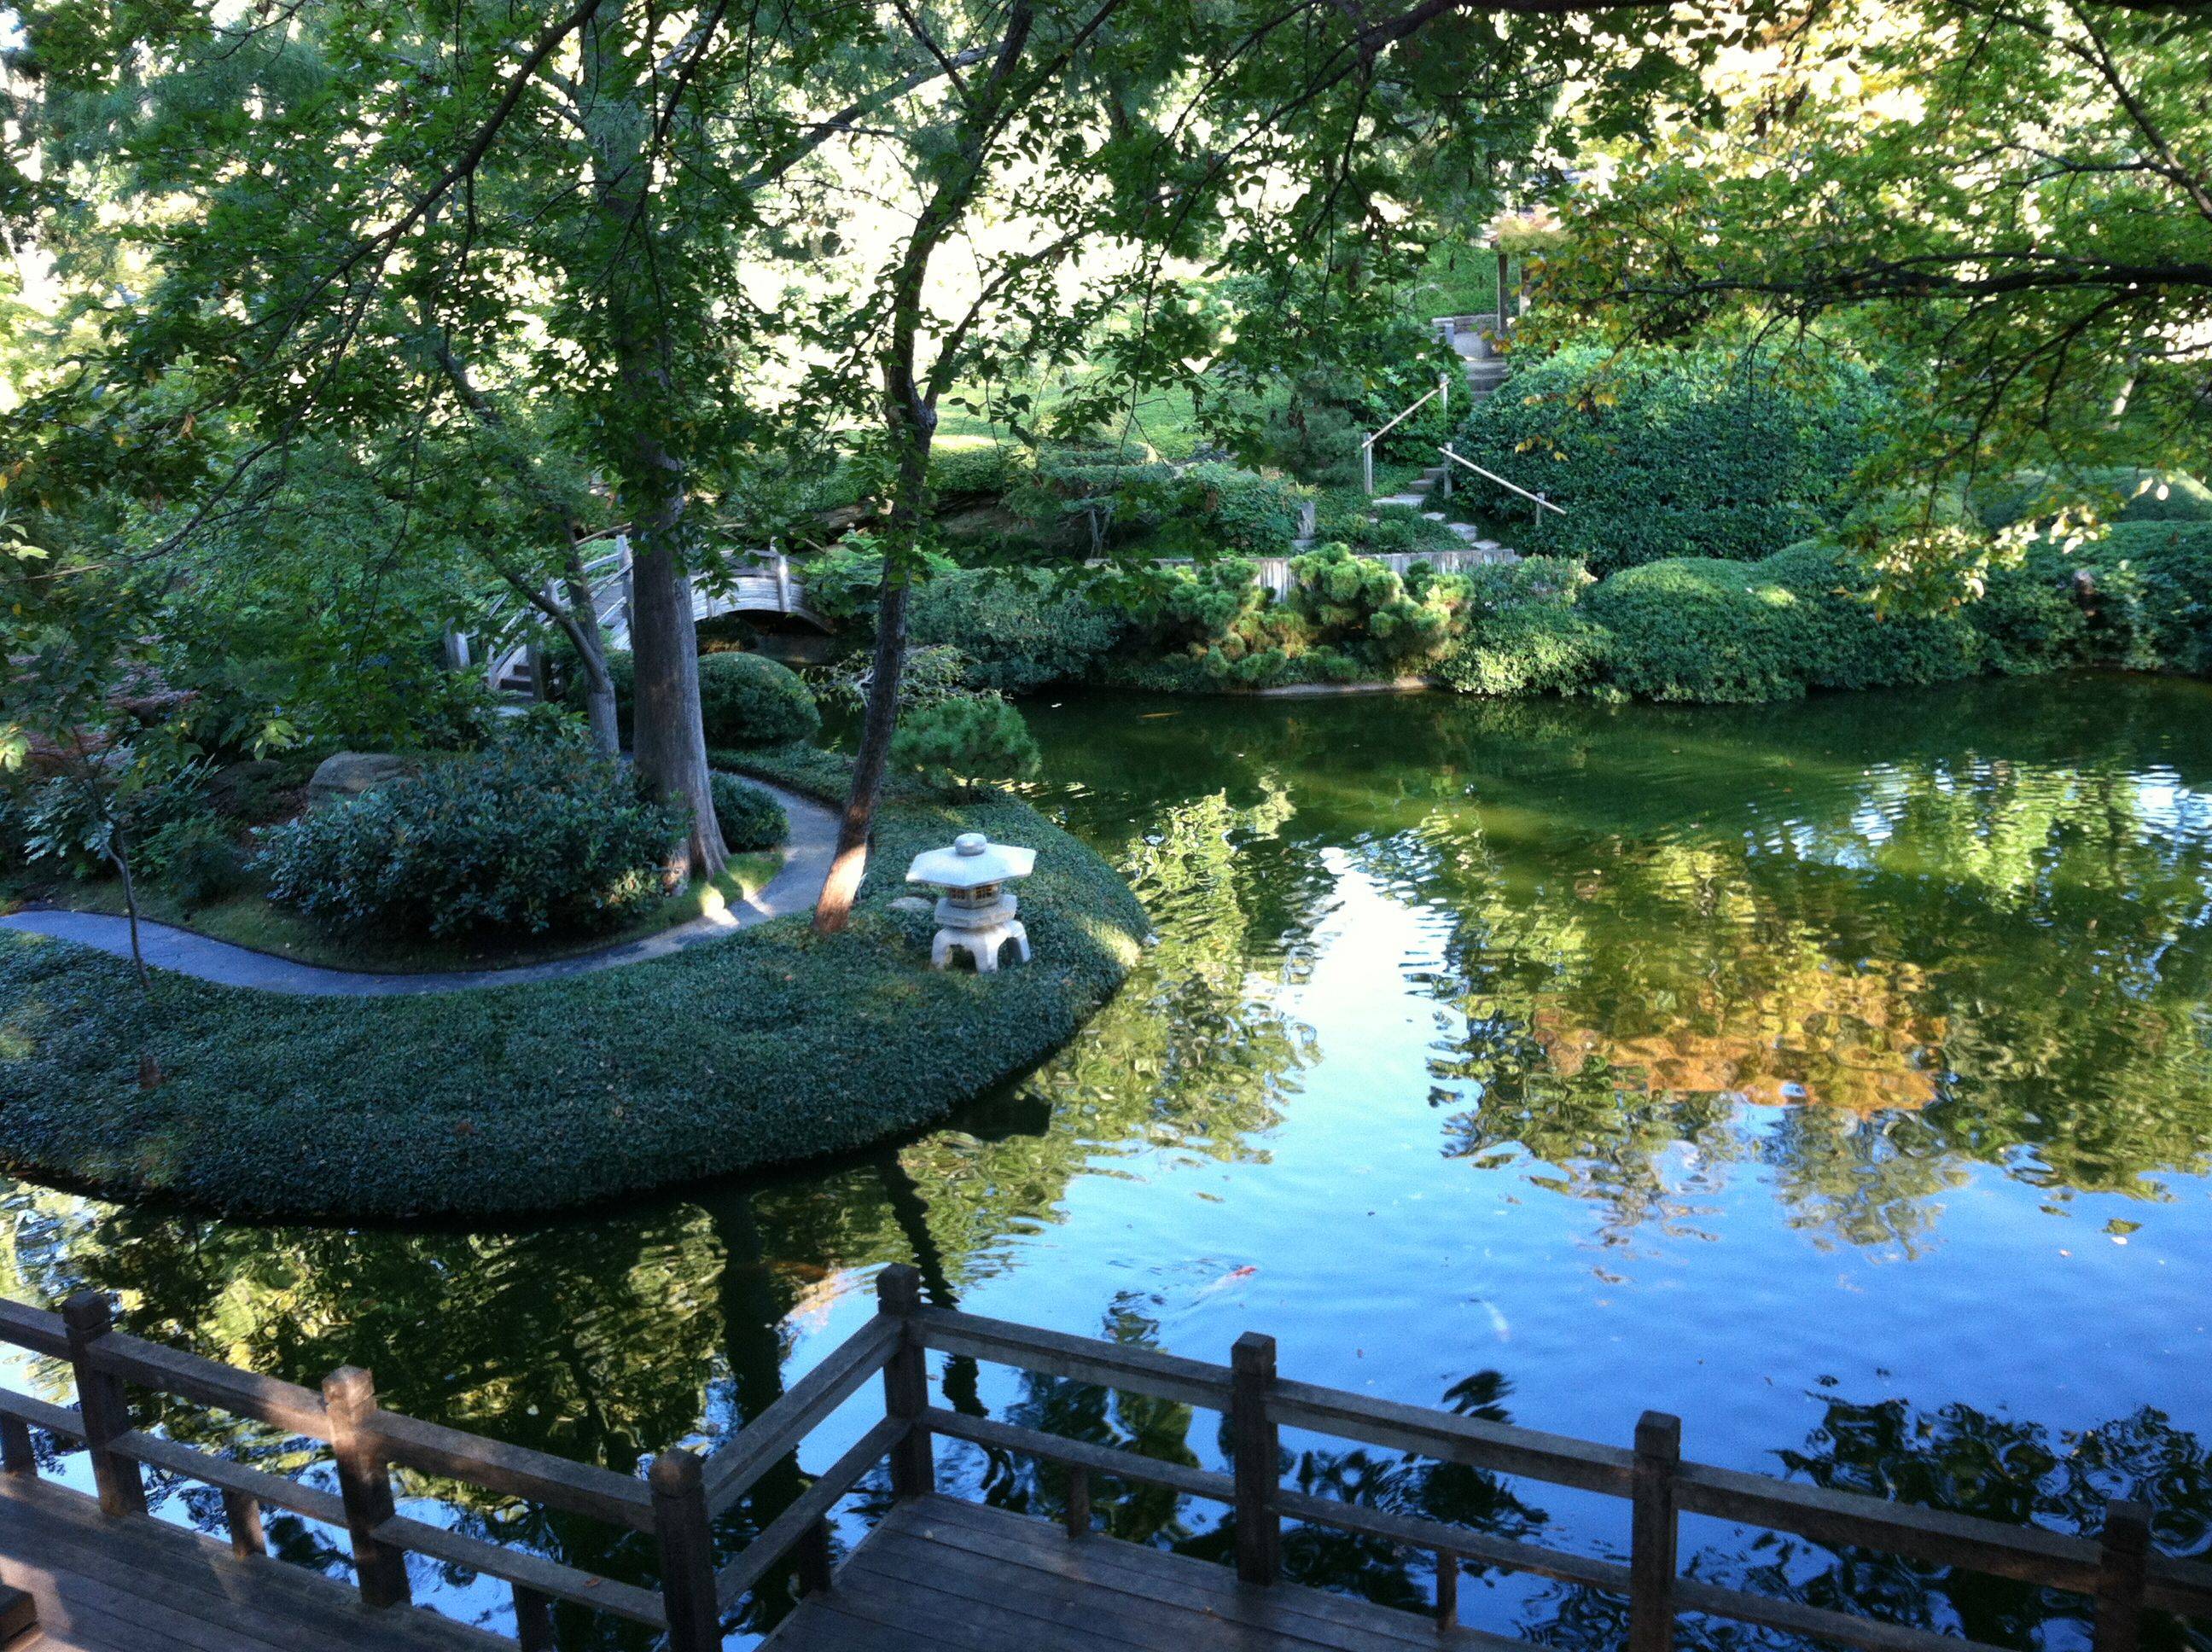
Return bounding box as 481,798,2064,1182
3,672,2211,1650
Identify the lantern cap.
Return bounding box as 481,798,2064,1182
906,832,1035,890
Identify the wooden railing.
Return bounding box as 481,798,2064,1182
1439,442,1566,516
2,1277,2206,1652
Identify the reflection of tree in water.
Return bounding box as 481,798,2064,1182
1410,741,2212,1251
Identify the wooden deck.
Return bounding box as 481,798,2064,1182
764,1495,1519,1652
0,1473,506,1652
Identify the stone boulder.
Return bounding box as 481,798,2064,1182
307,753,413,808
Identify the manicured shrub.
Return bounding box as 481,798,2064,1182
1286,543,1466,666
141,813,249,907
2061,521,2212,676
707,772,789,853
1440,604,1614,696
1453,345,1889,574
928,441,1023,500
1759,541,1984,690
907,569,1126,692
890,696,1043,797
255,730,685,939
697,651,820,747
1009,457,1308,557
1974,468,2212,531
1182,462,1307,556
1582,558,1814,703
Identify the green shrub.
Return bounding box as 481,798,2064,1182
928,442,1024,500
697,652,819,747
1461,554,1595,614
1453,345,1889,574
1758,541,1984,690
1583,558,1815,703
1440,604,1614,696
2062,521,2212,676
707,772,790,852
1330,505,1468,558
1287,543,1467,666
1009,457,1308,557
1973,468,2212,531
907,569,1126,692
890,697,1043,796
1182,462,1308,556
141,814,249,907
255,730,684,939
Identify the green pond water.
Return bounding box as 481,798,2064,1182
3,672,2212,1649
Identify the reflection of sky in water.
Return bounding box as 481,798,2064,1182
1,674,2210,1648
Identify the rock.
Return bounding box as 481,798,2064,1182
308,753,413,808
888,896,934,914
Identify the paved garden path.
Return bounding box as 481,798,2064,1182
0,781,840,997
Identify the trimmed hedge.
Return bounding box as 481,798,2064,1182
907,569,1126,692
560,649,819,747
255,734,685,939
707,772,789,852
698,651,819,747
0,772,1146,1219
1453,346,1889,575
1973,467,2212,532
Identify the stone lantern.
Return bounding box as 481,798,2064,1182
905,832,1035,973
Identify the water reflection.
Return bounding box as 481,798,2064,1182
0,673,2208,1647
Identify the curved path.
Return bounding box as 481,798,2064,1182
0,780,839,998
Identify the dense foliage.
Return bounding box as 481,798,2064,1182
697,652,820,748
0,781,1146,1218
255,733,685,939
907,571,1127,693
707,773,790,852
890,697,1045,796
1453,346,1890,574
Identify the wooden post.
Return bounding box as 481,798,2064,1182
877,1265,934,1498
1436,1550,1459,1628
513,1586,556,1652
221,1489,267,1558
1629,1411,1682,1652
797,1518,835,1597
1496,245,1510,336
323,1367,410,1609
1441,441,1454,498
0,1416,33,1479
1439,372,1450,427
650,1450,722,1652
775,548,794,616
1231,1332,1281,1587
2093,1499,2152,1652
1065,1464,1091,1540
61,1293,144,1519
1362,437,1375,497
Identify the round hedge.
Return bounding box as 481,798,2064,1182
561,648,820,747
697,651,820,747
0,782,1146,1219
708,771,789,852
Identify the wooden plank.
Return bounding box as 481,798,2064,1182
363,1407,655,1532
854,1517,1525,1652
373,1512,667,1626
1272,1486,1629,1594
0,1389,85,1441
715,1416,905,1605
925,1408,1237,1504
1676,1578,2019,1652
1231,1333,1282,1585
0,1302,68,1361
894,1497,1522,1652
89,1335,331,1442
112,1429,348,1527
879,1269,935,1498
2145,1553,2212,1618
1270,1379,1634,1498
911,1308,1232,1411
1628,1412,1681,1652
1674,1460,2103,1593
699,1313,899,1514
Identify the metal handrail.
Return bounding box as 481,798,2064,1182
1360,373,1452,495
1438,445,1565,516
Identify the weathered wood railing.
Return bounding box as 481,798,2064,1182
2,1275,2206,1652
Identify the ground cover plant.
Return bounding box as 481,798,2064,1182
0,764,1146,1219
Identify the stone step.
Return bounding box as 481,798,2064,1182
1371,492,1430,510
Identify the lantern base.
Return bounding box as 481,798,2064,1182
931,918,1030,974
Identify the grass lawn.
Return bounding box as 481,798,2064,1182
936,376,1208,460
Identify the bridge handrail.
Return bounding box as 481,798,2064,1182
1360,373,1452,495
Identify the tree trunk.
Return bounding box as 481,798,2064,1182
812,570,911,932
109,830,150,993
561,538,621,758
582,3,723,878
